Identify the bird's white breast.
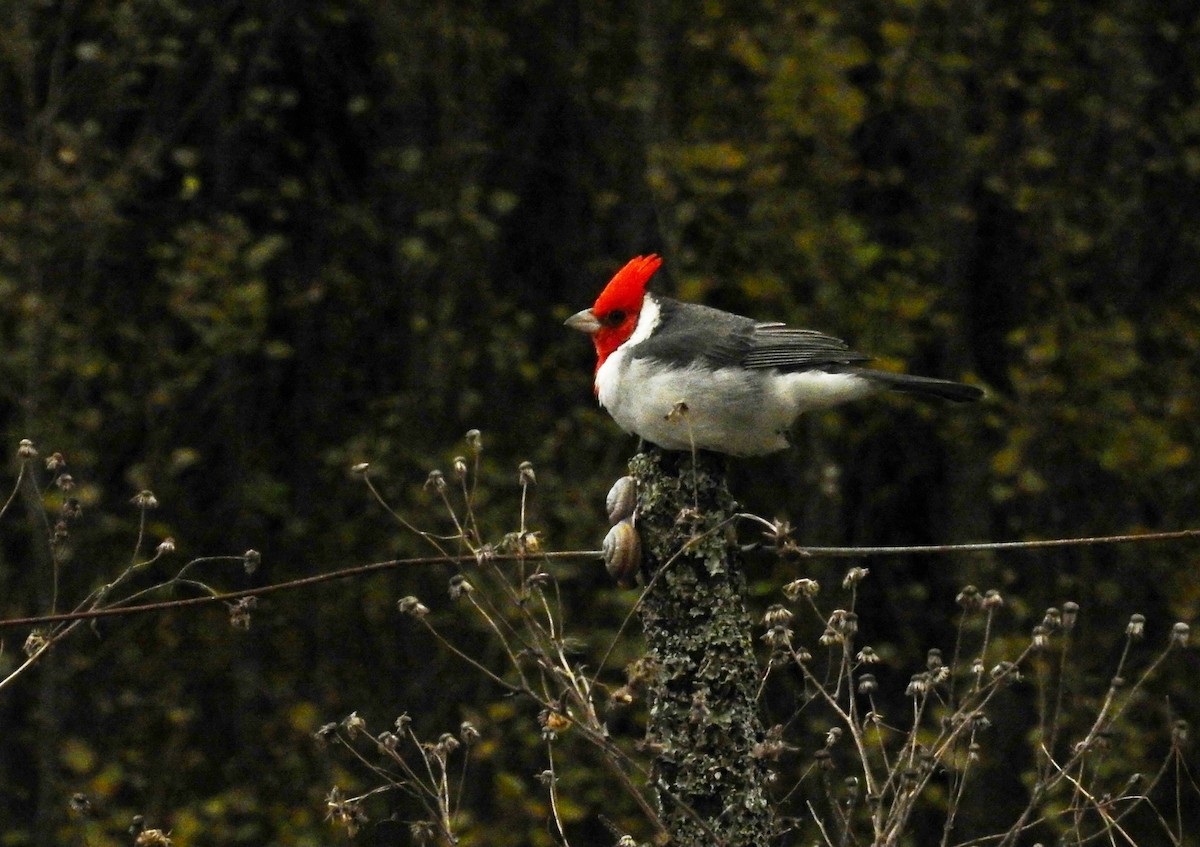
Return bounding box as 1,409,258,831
597,354,875,456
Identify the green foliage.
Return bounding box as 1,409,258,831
0,0,1197,843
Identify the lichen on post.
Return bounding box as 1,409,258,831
629,447,773,846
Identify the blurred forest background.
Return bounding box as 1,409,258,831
1,0,1198,844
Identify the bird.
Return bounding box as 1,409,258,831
565,254,983,457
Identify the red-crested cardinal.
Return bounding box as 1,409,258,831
566,255,983,457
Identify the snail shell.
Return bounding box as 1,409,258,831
605,475,637,525
603,518,641,586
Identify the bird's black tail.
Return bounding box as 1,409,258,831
859,369,984,403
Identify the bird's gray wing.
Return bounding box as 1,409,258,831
733,322,873,370
632,297,873,370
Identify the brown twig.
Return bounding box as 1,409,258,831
788,528,1200,557
0,550,602,629
3,527,1195,630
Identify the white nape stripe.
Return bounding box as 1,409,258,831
626,294,661,347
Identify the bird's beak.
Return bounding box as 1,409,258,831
564,308,601,335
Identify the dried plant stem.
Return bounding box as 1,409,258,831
544,744,572,847
790,528,1200,557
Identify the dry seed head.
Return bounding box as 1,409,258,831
436,732,460,755
243,549,261,575
70,794,97,821
69,793,92,816
906,672,930,697
460,720,480,745
761,624,792,649
46,452,66,472
856,646,880,664
465,429,482,456
424,469,446,493
342,711,367,738
1126,613,1145,639
842,566,869,588
518,460,536,486
857,674,878,694
783,578,820,600
452,456,468,479
409,820,436,844
157,537,176,555
350,462,370,475
1172,719,1189,744
926,648,943,670
24,630,49,657
1062,601,1080,631
956,584,982,611
828,609,857,636
228,596,256,630
1031,625,1049,650
55,473,75,491
819,627,841,646
1170,621,1189,648
990,661,1022,684
983,589,1004,609
1042,607,1062,632
539,708,571,739
767,518,793,545
763,604,793,627
60,498,82,520
448,574,474,599
131,490,159,510
397,596,429,617
518,530,541,555
17,439,37,460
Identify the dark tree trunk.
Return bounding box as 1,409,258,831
630,448,773,846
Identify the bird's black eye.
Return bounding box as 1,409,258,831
603,309,626,327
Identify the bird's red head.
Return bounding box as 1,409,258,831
583,254,662,368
